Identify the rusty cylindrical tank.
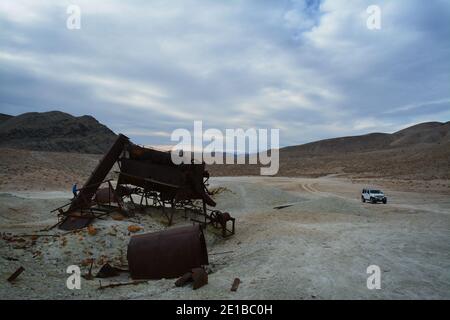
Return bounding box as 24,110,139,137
127,225,209,279
94,187,117,204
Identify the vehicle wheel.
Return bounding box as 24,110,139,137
382,198,387,204
370,197,376,204
362,197,366,203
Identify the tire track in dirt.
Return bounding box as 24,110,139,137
299,179,358,202
300,182,326,197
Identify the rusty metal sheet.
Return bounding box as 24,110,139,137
68,134,129,212
129,145,175,165
127,225,209,280
119,158,185,188
59,215,93,231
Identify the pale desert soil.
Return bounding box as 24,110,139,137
2,147,448,195
0,148,104,192
0,176,449,299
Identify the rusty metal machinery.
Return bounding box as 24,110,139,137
118,144,216,206
54,134,235,237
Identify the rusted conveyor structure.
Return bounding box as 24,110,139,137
56,134,235,237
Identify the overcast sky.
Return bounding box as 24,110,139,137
0,0,449,149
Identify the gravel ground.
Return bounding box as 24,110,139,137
1,176,449,299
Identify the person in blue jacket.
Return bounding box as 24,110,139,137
72,183,78,199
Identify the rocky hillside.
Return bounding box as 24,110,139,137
209,121,450,180
0,111,117,154
282,121,450,155
0,113,13,124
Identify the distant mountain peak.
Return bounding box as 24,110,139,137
0,110,117,154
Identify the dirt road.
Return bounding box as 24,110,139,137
1,176,449,299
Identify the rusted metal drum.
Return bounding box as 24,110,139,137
94,187,117,204
127,225,209,279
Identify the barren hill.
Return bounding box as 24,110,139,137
0,111,117,154
0,113,13,124
209,121,450,181
282,121,450,155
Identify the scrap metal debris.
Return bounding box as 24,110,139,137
209,211,235,238
174,267,208,290
192,267,208,290
7,266,25,282
95,263,128,278
82,259,95,281
175,272,194,287
231,278,241,292
209,186,231,196
98,280,147,290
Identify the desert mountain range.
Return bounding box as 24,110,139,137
280,121,450,178
210,121,450,180
0,111,448,183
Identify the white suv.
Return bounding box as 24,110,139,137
361,188,387,204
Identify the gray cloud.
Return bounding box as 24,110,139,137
0,0,449,150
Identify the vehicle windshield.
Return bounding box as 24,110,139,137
370,190,382,194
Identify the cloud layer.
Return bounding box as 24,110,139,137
1,0,449,149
